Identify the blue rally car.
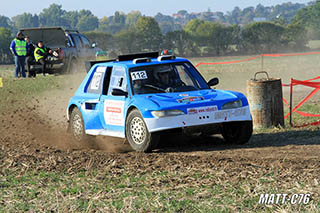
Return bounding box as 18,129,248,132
67,52,252,152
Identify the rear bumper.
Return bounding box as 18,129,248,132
30,60,65,73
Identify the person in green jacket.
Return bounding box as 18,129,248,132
34,41,53,76
10,31,29,79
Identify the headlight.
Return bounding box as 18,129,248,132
222,100,242,110
151,110,185,118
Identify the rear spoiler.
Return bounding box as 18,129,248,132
85,59,116,73
85,52,160,72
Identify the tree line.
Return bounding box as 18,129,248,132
1,1,320,64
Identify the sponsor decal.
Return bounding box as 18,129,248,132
214,108,246,120
178,96,204,103
187,106,218,114
106,107,121,113
104,100,125,126
179,94,189,97
187,108,198,114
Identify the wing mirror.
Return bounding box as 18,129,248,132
208,77,219,87
112,88,128,97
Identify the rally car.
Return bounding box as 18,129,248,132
67,52,253,152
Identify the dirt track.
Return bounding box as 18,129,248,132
0,71,319,212
0,71,319,166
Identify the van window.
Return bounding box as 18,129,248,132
80,35,91,48
71,34,82,48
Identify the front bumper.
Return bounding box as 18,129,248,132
144,106,251,133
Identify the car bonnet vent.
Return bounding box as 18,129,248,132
157,55,176,61
118,52,159,61
133,57,151,64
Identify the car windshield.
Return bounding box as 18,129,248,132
129,62,209,95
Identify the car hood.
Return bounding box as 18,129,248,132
133,89,247,112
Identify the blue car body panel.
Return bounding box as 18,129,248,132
67,56,252,138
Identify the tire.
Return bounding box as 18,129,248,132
126,109,159,152
69,108,94,142
221,120,253,145
68,59,78,74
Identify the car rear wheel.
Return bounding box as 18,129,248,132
69,108,94,142
126,109,159,152
221,120,253,145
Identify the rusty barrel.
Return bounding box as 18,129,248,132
247,71,284,129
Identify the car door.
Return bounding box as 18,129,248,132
81,66,107,131
99,65,130,138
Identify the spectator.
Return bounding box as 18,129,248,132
34,41,53,76
10,31,28,79
25,36,36,78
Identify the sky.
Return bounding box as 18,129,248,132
0,0,312,18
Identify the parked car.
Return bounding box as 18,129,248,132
20,27,101,74
67,52,253,152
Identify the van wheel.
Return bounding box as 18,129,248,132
68,59,78,73
126,109,159,152
221,121,253,145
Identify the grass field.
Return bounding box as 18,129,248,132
0,53,320,212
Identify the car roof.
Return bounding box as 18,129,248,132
92,57,190,70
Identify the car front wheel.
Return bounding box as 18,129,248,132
221,120,253,145
126,109,159,152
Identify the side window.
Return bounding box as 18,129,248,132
71,34,82,48
108,66,127,96
80,35,91,48
86,66,106,94
176,65,194,86
66,35,74,47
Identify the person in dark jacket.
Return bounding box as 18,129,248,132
10,31,29,79
34,41,53,76
25,36,36,78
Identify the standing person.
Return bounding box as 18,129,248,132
10,31,28,79
25,36,36,78
34,41,52,76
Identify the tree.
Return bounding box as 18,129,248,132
0,15,11,28
39,4,70,28
125,11,141,28
135,16,162,51
115,29,140,54
77,15,99,32
83,31,114,50
64,11,79,29
241,22,285,53
98,16,109,32
0,27,13,63
292,1,320,39
284,22,307,50
12,13,39,29
163,30,199,56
